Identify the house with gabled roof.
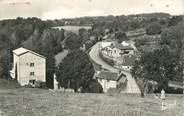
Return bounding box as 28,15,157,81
10,47,46,86
96,71,127,92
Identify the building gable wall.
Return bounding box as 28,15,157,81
98,78,117,92
18,52,46,86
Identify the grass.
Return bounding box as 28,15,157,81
53,26,92,34
0,78,20,89
0,87,183,116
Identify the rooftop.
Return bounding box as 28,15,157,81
13,47,45,58
168,81,184,89
96,71,126,81
117,55,136,66
13,47,29,55
113,41,134,50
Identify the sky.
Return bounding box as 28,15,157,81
0,0,183,20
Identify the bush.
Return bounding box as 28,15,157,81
82,79,103,93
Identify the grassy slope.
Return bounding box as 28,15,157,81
0,78,20,89
0,87,183,116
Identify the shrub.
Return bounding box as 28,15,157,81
82,79,103,93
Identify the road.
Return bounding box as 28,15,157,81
89,42,141,93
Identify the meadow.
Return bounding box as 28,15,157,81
0,87,183,116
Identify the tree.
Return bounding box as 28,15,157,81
41,28,64,54
79,28,90,44
0,49,12,79
160,22,184,54
65,32,82,50
146,22,162,35
41,48,55,89
91,22,105,36
115,31,128,43
22,29,42,52
56,50,95,92
131,46,182,94
82,79,103,93
168,16,183,27
0,34,12,79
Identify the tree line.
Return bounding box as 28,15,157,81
131,20,184,95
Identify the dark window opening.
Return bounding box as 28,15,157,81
30,72,34,76
30,63,34,67
29,80,35,84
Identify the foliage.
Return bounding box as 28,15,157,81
0,49,12,79
65,32,82,50
160,22,184,54
81,79,103,93
115,31,128,43
168,16,183,27
41,28,64,54
132,22,184,93
0,34,12,79
79,28,90,44
56,50,96,92
131,47,182,93
146,22,162,35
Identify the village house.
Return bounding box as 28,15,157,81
10,47,46,86
95,71,127,92
101,41,134,59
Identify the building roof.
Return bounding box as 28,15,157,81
96,71,126,81
113,41,134,50
13,47,45,59
101,42,112,48
117,55,136,66
168,81,184,89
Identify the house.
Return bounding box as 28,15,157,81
101,41,134,58
10,47,46,86
96,71,127,92
115,55,136,71
112,41,134,57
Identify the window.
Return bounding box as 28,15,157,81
30,72,34,76
30,63,34,67
114,50,116,53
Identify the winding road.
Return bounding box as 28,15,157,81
89,42,141,93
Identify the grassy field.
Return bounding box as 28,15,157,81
53,26,92,34
0,87,183,116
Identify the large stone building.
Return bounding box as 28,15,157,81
10,47,46,86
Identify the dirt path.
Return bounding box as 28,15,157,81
89,42,140,93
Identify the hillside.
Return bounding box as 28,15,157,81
0,88,183,116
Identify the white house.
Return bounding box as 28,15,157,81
101,41,134,59
10,47,46,86
96,71,126,92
